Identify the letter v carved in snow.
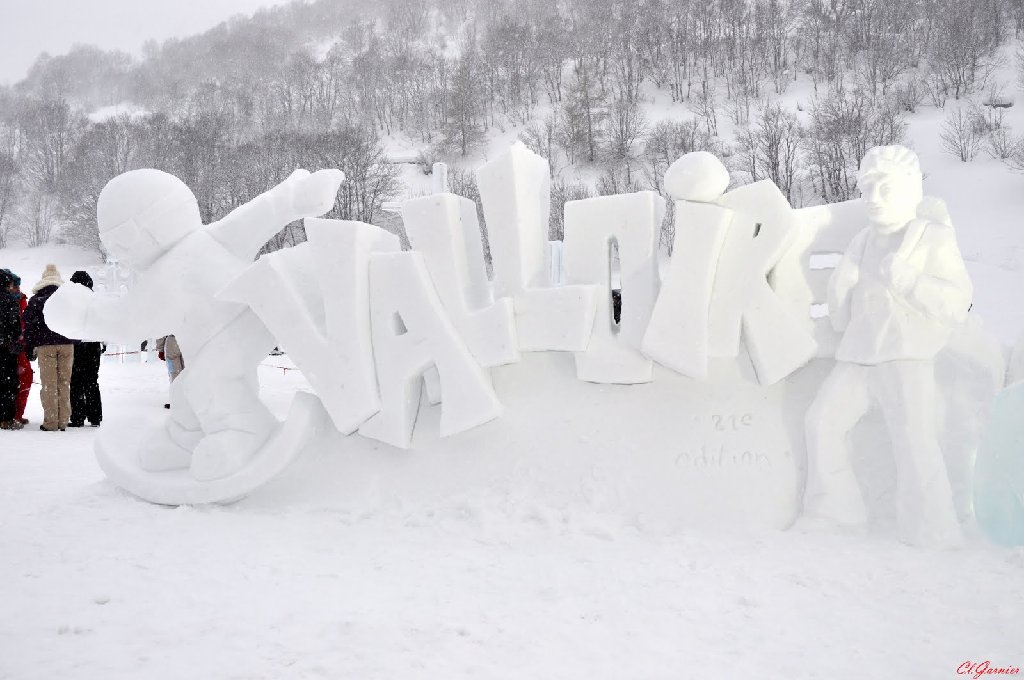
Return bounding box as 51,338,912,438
218,218,399,434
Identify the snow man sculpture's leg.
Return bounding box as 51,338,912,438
138,371,200,472
402,193,519,367
218,219,399,434
476,142,598,351
711,182,817,385
641,201,731,379
182,312,277,480
563,192,664,384
877,361,961,546
804,363,872,527
358,251,503,449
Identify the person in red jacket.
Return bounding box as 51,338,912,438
8,271,33,425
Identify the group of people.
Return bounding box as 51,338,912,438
1,264,104,431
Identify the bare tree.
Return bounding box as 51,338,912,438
738,102,804,204
805,87,906,202
939,106,983,161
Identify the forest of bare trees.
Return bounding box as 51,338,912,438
1,0,1022,253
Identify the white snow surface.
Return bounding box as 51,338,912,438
1,357,1023,680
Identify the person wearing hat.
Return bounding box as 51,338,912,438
67,270,104,427
0,268,23,430
23,264,75,431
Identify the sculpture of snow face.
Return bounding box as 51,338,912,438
803,146,973,547
44,167,345,486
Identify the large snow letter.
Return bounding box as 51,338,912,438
563,191,664,384
402,193,519,367
641,201,730,380
709,182,817,385
358,251,503,449
219,218,399,434
476,142,598,351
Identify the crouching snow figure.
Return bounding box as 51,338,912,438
44,167,343,501
803,146,973,547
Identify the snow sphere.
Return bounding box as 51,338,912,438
663,152,729,203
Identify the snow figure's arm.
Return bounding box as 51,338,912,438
209,169,345,262
44,283,164,344
827,228,867,332
884,221,973,326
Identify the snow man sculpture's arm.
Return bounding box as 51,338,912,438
209,169,345,262
883,221,972,326
827,228,867,332
44,280,165,344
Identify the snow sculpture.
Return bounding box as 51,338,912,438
476,142,599,351
641,153,815,384
218,218,400,434
357,251,503,449
973,381,1024,546
563,191,664,384
401,193,519,367
44,168,344,499
803,146,973,547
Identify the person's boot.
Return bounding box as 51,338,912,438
1,420,24,430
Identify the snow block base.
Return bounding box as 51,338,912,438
95,391,329,506
276,353,809,532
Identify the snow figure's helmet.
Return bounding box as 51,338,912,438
97,169,202,269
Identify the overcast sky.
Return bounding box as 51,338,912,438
0,0,295,85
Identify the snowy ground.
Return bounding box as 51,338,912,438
1,358,1023,680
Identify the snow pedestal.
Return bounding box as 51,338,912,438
265,351,807,532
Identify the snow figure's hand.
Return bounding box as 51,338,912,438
881,253,919,296
291,169,346,218
43,282,93,339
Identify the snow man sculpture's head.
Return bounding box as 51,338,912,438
97,169,202,270
857,146,923,235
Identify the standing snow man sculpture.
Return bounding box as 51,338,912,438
44,167,344,500
803,146,973,547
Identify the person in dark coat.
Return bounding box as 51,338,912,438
67,271,104,427
0,268,23,430
5,269,33,425
23,264,75,431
